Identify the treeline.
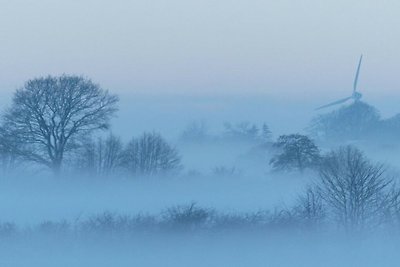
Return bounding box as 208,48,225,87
180,120,273,144
0,73,395,183
74,132,181,177
0,75,183,177
0,74,281,177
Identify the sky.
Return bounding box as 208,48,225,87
0,0,399,136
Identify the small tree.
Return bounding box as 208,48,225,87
318,146,395,231
270,134,320,172
2,75,118,174
76,134,124,177
122,132,181,176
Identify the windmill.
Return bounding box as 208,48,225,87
316,55,363,110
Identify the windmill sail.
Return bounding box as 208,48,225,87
353,55,363,93
315,55,364,110
315,96,352,110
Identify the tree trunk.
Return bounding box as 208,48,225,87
51,158,62,176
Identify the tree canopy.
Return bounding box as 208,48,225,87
270,134,320,172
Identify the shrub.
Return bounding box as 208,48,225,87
162,203,213,231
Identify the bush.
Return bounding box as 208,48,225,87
79,212,157,237
162,203,213,231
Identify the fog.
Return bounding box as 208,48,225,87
1,90,400,266
2,232,400,267
112,93,400,140
2,82,400,267
1,0,400,266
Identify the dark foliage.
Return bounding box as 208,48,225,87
270,134,321,172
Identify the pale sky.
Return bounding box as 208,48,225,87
0,0,399,99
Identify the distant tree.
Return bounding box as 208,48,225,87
2,75,118,174
261,123,272,143
122,132,181,176
212,166,240,177
76,134,124,176
317,146,397,231
180,121,209,143
309,101,380,142
270,134,320,172
223,121,259,142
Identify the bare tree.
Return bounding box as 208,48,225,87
76,134,124,177
270,134,320,172
122,132,181,176
2,75,118,174
318,146,394,231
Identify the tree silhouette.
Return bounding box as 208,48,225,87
270,134,320,172
2,75,118,174
122,132,181,176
